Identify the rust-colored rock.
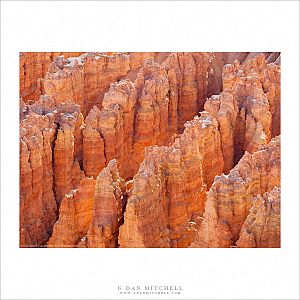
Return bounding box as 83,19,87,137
49,160,125,248
128,52,156,69
119,113,224,248
20,52,84,103
81,160,125,248
20,96,86,208
53,112,78,205
204,92,239,173
103,79,137,178
20,52,281,248
82,122,106,178
48,177,95,248
44,56,85,109
260,63,281,137
236,187,280,248
82,61,170,180
44,53,132,115
190,136,280,248
132,60,170,165
205,54,279,170
207,52,281,97
20,113,57,247
82,56,214,181
163,52,212,131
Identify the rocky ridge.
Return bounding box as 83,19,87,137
19,52,281,248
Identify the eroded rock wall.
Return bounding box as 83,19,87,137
48,177,95,248
236,186,280,248
190,136,280,248
163,52,212,131
207,52,281,97
118,112,224,248
49,160,124,248
19,52,281,248
205,54,280,171
20,113,57,247
43,53,138,116
80,160,125,248
20,52,84,103
82,55,214,180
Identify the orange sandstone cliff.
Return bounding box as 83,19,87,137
19,52,281,248
236,186,280,248
20,113,57,247
118,112,223,248
20,52,84,103
47,177,95,248
190,136,280,248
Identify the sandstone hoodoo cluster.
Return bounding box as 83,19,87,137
19,52,281,248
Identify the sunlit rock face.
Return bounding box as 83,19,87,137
20,52,84,103
190,136,280,248
119,112,224,248
19,52,280,248
236,186,281,248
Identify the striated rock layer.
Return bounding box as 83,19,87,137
43,52,159,116
190,136,280,248
163,52,212,131
20,113,57,247
118,112,224,248
207,52,281,97
236,187,280,248
81,60,171,180
20,52,84,102
48,177,95,248
82,54,213,180
19,52,281,248
48,160,125,248
205,54,280,172
20,98,85,247
80,160,125,248
53,110,84,205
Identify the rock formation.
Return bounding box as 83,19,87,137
190,136,280,248
53,117,75,205
43,52,159,116
81,55,214,181
19,52,281,248
48,177,95,248
207,52,281,97
205,54,280,170
80,160,125,248
118,112,224,248
163,52,212,130
20,52,84,103
49,160,124,248
236,187,280,248
20,97,85,247
20,113,57,247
